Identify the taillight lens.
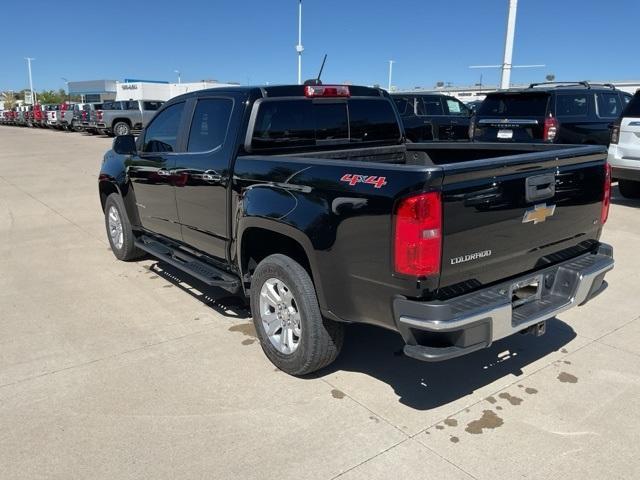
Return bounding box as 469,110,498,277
97,110,103,120
601,163,611,224
543,115,558,142
394,192,442,277
610,122,620,145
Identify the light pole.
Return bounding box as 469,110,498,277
388,60,394,92
500,0,518,90
296,0,304,84
174,70,181,84
61,77,69,104
25,57,35,104
469,0,545,89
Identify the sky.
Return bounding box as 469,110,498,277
1,0,639,92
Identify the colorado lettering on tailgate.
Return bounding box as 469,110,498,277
340,174,387,189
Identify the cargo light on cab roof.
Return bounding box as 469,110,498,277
304,85,350,98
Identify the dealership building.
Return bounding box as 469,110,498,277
67,79,239,103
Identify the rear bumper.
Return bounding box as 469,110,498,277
608,145,640,181
393,244,614,362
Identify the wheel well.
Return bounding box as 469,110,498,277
99,182,119,211
241,227,312,282
113,118,131,127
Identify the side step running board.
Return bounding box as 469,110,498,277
135,236,240,293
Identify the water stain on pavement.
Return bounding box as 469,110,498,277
241,339,256,345
525,387,538,395
563,360,572,365
369,416,380,423
561,348,568,353
435,425,445,430
496,406,503,410
486,396,497,404
465,410,504,434
450,436,460,444
331,389,345,399
558,372,578,383
498,392,523,405
228,322,257,338
444,418,458,427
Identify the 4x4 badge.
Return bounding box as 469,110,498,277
523,203,556,224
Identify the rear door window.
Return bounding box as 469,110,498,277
126,101,140,110
187,98,233,152
420,96,444,115
596,92,622,118
479,93,549,116
143,101,163,111
393,97,411,116
556,94,590,118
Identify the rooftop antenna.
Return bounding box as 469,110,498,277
304,54,327,86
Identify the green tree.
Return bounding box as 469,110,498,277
37,89,65,104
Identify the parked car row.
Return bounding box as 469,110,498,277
0,99,164,136
392,82,633,147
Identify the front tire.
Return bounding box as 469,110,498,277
618,179,640,199
104,194,144,261
250,254,344,376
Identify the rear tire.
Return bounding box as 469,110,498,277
250,254,344,376
618,179,640,199
113,121,131,136
104,194,144,261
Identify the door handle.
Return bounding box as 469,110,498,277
157,169,171,177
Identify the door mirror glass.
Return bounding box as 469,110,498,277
113,134,137,155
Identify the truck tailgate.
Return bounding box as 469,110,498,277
438,146,607,295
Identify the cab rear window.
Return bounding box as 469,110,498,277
250,98,401,150
478,93,549,117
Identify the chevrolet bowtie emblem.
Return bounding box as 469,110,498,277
523,203,556,224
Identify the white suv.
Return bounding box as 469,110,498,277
609,91,640,198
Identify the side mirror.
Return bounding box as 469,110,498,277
113,135,137,155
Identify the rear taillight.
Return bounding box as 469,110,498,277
394,192,442,277
610,122,620,145
601,163,611,224
304,85,350,97
97,110,103,121
543,115,558,142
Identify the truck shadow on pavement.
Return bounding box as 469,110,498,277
146,260,576,411
611,185,640,207
319,320,576,410
148,261,250,320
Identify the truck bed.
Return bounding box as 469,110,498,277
282,142,593,166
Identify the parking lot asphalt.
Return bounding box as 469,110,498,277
1,127,639,480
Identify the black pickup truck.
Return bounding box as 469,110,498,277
99,84,614,375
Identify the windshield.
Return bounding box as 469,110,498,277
478,93,549,117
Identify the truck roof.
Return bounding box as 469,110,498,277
169,84,386,102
